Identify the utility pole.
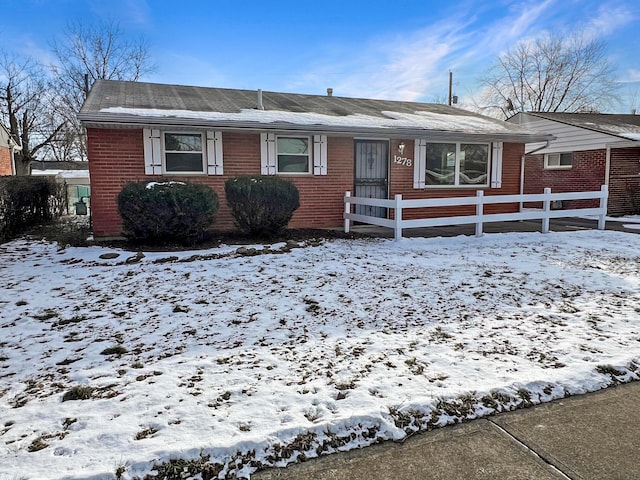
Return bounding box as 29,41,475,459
84,74,89,99
448,70,453,106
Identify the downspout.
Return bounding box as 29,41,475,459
604,145,611,187
519,155,525,211
9,137,22,176
519,140,551,212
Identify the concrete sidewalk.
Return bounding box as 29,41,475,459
253,381,640,480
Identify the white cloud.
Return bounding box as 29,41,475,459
285,1,564,103
619,69,640,83
500,0,556,46
586,2,638,36
286,17,476,102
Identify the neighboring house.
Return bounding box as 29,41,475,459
78,80,552,238
31,168,91,215
509,112,640,215
0,124,21,176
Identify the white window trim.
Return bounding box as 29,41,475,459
544,152,573,170
144,129,224,176
261,132,328,176
422,141,491,188
162,131,207,175
275,135,312,175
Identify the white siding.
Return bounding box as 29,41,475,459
514,114,622,154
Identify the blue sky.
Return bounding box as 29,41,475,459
1,0,639,112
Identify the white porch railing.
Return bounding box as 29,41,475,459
344,185,609,240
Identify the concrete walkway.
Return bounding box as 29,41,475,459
253,381,640,480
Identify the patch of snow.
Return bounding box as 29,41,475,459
57,170,90,180
1,231,639,479
100,107,533,135
583,215,640,224
30,169,64,176
146,181,186,189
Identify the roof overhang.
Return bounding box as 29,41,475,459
78,113,554,144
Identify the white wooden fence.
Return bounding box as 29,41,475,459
344,185,609,240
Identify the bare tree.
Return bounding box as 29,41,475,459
0,53,64,175
479,32,620,118
429,93,450,105
51,19,154,159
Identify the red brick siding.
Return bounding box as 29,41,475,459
609,147,640,215
0,147,12,175
388,140,524,218
88,128,527,237
87,128,355,237
524,148,640,214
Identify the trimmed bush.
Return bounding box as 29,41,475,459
0,176,62,243
225,176,300,236
117,180,219,244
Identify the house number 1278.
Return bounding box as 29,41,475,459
393,155,413,166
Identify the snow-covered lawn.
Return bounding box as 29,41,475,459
1,230,640,479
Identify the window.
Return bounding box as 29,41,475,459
425,142,489,186
163,132,205,173
545,153,572,169
276,136,310,174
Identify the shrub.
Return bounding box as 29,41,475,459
0,176,63,242
225,176,300,236
117,180,219,244
52,219,91,248
62,385,94,402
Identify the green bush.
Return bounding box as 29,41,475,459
117,180,219,244
0,176,62,243
225,175,300,236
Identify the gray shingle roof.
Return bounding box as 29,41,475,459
78,79,553,142
526,112,640,140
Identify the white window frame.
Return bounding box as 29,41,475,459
275,135,312,175
423,142,490,188
162,132,206,175
544,152,573,170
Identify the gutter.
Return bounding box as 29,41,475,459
77,114,554,144
524,139,551,155
519,140,551,211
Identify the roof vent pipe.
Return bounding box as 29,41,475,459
632,108,637,115
257,89,264,110
327,88,333,97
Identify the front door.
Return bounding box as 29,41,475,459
354,140,389,218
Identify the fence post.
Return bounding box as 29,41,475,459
542,187,551,233
475,190,484,237
344,191,351,233
598,184,608,230
394,194,403,241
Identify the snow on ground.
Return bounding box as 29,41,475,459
1,230,640,479
592,215,640,231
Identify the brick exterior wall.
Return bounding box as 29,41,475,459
87,128,525,237
524,148,640,214
87,128,356,237
609,147,640,215
388,139,524,218
0,147,12,175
